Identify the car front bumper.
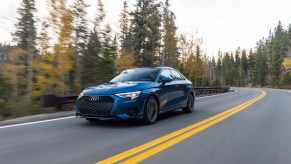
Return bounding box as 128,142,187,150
75,95,145,120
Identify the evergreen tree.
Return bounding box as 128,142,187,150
192,45,206,86
207,57,216,86
287,24,291,50
265,30,273,84
81,0,117,85
119,1,132,54
130,0,162,66
99,26,117,82
72,0,89,92
13,0,37,51
0,71,10,118
95,0,106,28
162,0,179,68
216,53,222,85
82,31,101,87
253,40,267,86
117,1,136,71
271,21,288,86
221,52,235,85
0,43,11,67
234,47,241,86
240,49,248,86
248,49,255,84
80,0,105,87
13,0,37,99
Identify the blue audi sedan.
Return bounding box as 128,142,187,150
76,67,195,124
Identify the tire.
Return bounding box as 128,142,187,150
182,93,195,113
85,118,100,122
143,96,159,124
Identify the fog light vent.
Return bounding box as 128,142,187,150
125,108,138,116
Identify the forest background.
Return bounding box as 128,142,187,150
0,0,290,119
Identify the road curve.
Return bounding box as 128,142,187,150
0,88,290,164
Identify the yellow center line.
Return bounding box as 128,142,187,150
97,90,266,164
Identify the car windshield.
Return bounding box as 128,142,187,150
110,68,160,82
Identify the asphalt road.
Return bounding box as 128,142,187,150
0,88,290,164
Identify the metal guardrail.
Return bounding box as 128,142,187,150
41,86,230,109
195,86,230,95
41,95,78,110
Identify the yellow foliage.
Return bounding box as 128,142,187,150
48,2,75,94
183,53,207,83
283,58,291,71
116,53,136,72
33,2,76,95
3,47,27,97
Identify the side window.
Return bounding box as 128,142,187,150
170,70,183,81
159,69,172,82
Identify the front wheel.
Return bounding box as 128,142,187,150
143,96,159,124
182,94,195,113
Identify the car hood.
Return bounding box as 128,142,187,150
82,81,156,95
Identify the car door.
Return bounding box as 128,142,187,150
169,69,187,108
156,69,176,111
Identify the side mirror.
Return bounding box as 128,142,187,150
161,76,172,84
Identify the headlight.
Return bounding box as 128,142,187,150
115,91,141,100
78,91,84,99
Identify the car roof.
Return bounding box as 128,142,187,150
124,66,174,71
134,66,175,69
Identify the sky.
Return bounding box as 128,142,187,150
0,0,291,57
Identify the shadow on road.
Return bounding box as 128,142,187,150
78,110,186,128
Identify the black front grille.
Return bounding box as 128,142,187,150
78,96,114,116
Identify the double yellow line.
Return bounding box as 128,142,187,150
97,90,266,164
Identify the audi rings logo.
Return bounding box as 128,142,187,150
89,96,99,101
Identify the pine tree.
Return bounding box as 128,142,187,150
162,0,179,68
81,0,105,86
94,0,106,29
240,49,248,86
82,31,101,87
221,52,235,85
254,40,267,86
234,47,241,86
119,1,132,54
286,24,291,59
271,21,288,86
207,57,216,86
117,1,136,71
265,30,273,84
192,45,206,86
72,0,89,92
0,43,11,67
130,0,162,66
13,0,37,99
216,53,222,85
248,49,255,84
99,25,117,82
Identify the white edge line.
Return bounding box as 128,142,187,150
196,90,238,99
0,116,75,129
270,88,291,93
0,90,238,129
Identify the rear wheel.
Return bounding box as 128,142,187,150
182,94,194,113
85,118,100,122
143,96,159,124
